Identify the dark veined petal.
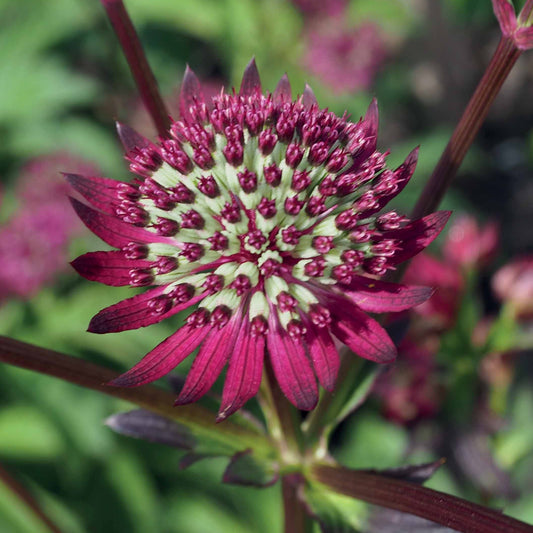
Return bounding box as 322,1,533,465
302,84,318,109
71,251,151,286
109,324,211,387
386,211,452,265
273,73,292,103
343,275,433,313
267,313,318,411
217,317,265,421
305,320,339,391
179,65,204,121
88,287,206,333
65,173,122,214
176,315,242,405
239,57,261,95
70,198,173,248
330,299,397,363
116,122,153,152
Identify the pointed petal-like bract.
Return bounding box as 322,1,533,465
330,301,396,363
70,198,173,248
176,316,241,405
110,324,211,387
65,173,121,215
71,251,151,286
239,58,262,95
363,97,379,152
305,322,339,391
344,276,433,313
492,0,517,37
116,122,152,152
88,288,206,333
218,318,264,421
387,211,452,265
273,73,292,103
302,84,318,109
267,314,318,411
179,65,204,122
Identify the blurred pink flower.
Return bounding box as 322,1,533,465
492,256,533,318
304,19,387,94
443,214,499,269
0,152,97,301
404,252,464,330
374,339,443,425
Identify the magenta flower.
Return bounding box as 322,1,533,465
70,61,449,419
304,20,387,94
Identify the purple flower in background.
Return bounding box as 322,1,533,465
70,61,448,419
304,19,387,94
0,153,96,301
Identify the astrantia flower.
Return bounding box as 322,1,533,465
69,60,449,420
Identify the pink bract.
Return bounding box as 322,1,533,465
70,60,449,419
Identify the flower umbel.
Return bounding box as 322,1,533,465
70,60,449,420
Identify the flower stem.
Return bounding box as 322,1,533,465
100,0,171,137
259,357,312,533
281,475,314,533
411,36,521,220
0,336,270,452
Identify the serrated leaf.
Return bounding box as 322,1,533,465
222,449,278,487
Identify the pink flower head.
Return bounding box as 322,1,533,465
70,61,449,419
443,214,499,270
304,20,387,94
404,252,463,330
492,256,533,318
0,152,96,301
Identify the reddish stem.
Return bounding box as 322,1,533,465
0,464,64,533
0,336,266,449
411,36,521,219
100,0,171,137
282,475,313,533
313,464,533,533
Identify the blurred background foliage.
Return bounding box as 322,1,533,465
0,0,532,531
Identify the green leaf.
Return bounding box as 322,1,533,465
302,482,366,533
0,406,65,460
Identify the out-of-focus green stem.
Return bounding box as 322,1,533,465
411,36,521,219
100,0,170,137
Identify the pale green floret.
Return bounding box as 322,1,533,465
151,162,183,188
147,243,181,258
249,290,269,319
293,235,317,258
312,216,339,237
264,275,290,303
292,260,311,281
289,283,318,312
278,308,300,330
201,287,240,311
235,262,260,286
255,210,279,235
257,250,282,267
214,261,239,278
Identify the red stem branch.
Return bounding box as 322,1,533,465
411,36,521,219
313,464,533,533
100,0,171,137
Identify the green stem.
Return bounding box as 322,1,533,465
411,36,521,219
100,0,171,137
